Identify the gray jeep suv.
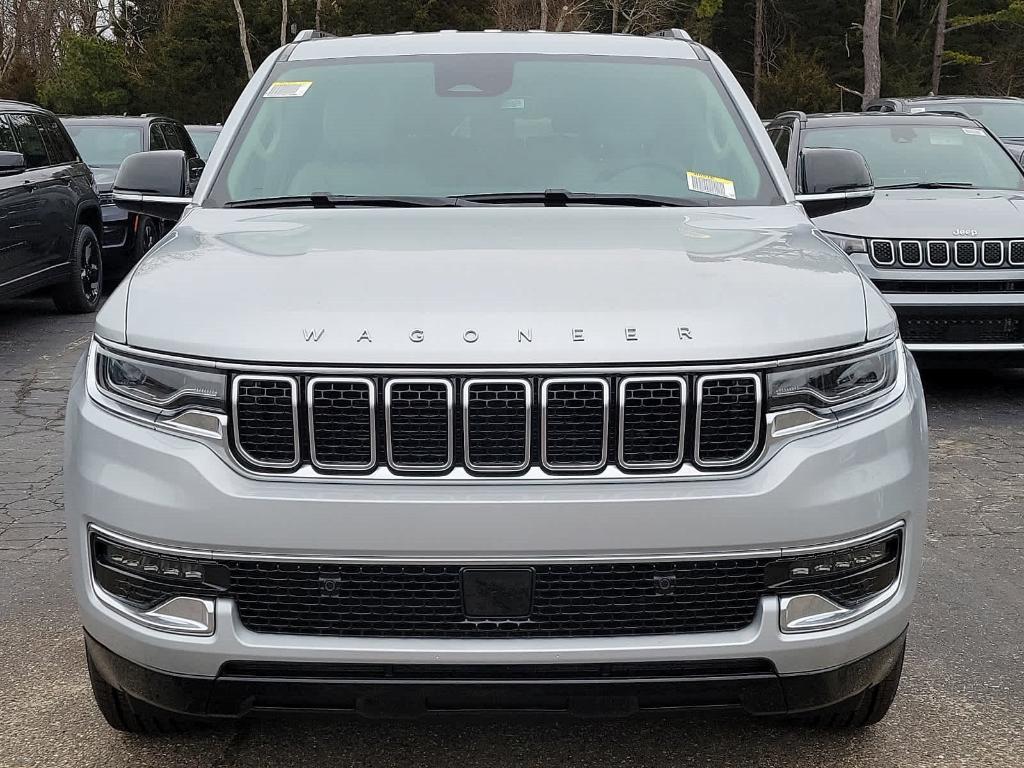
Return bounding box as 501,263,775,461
768,110,1024,364
65,29,927,733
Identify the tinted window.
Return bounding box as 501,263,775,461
212,54,780,206
62,123,143,167
943,101,1024,140
188,128,220,160
160,124,184,151
34,115,76,164
149,124,167,150
8,114,49,167
770,127,791,166
0,115,18,153
804,123,1024,190
172,124,199,158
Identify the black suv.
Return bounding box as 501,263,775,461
0,100,103,312
867,96,1024,149
61,115,204,272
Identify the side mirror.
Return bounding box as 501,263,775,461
113,150,191,221
796,147,875,218
0,151,25,175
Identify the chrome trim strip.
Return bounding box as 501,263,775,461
954,240,978,267
982,240,1005,267
926,240,950,267
617,376,686,470
87,520,904,565
898,240,922,267
1009,240,1024,267
540,377,609,472
869,239,896,267
93,586,216,636
307,376,376,471
693,373,763,469
0,262,65,289
780,579,900,633
231,375,301,469
113,191,192,206
907,342,1024,352
462,378,531,473
92,334,900,376
795,189,873,203
384,378,454,472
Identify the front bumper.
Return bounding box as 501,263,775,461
64,351,927,681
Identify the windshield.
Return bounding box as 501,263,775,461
209,54,780,206
188,129,220,160
803,124,1024,191
61,123,143,167
934,101,1024,139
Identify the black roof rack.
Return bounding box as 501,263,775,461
293,29,335,43
646,28,692,41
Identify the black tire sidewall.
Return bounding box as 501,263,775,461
53,225,103,313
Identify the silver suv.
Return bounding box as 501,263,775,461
66,29,927,733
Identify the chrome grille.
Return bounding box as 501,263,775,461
618,377,686,469
541,378,609,471
870,239,1024,269
230,371,765,477
385,380,453,471
694,375,762,468
232,376,299,468
308,378,375,470
463,379,531,471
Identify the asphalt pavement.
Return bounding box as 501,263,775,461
1,296,1021,768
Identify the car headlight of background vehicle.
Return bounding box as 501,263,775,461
766,341,904,436
822,233,868,256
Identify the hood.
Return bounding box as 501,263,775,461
89,166,118,192
108,206,870,365
815,188,1024,239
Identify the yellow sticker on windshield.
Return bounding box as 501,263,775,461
263,81,313,98
687,171,736,200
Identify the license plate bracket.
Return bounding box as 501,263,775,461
461,568,535,618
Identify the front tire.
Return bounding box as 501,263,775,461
134,216,159,262
52,224,102,313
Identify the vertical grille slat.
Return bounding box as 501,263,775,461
232,376,299,469
927,241,950,267
870,240,896,266
618,377,686,470
954,241,978,267
898,241,923,266
694,375,762,468
982,241,1004,267
385,379,453,471
463,379,531,472
308,377,375,470
541,378,609,471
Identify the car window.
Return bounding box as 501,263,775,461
803,123,1024,190
62,123,143,167
0,115,18,153
943,101,1024,140
7,114,50,168
160,123,184,151
770,127,791,167
149,124,167,150
34,115,77,164
172,124,199,158
188,129,219,160
212,54,781,206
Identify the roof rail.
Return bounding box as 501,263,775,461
293,29,335,43
647,28,692,41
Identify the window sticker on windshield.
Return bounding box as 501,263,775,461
963,127,986,136
263,81,313,98
687,171,736,200
909,107,927,113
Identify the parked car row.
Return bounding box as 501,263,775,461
0,100,220,312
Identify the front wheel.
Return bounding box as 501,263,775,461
52,224,102,313
135,216,159,261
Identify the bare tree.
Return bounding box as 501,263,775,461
315,0,322,32
610,0,620,32
280,0,289,45
232,0,254,78
930,0,948,95
539,0,549,29
862,0,881,108
753,0,764,108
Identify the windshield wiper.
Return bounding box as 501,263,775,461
452,189,711,207
876,182,976,190
225,194,457,209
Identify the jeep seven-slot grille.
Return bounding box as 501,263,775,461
223,558,773,638
230,372,764,476
870,239,1024,269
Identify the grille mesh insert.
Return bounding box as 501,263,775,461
386,381,452,469
309,379,374,469
233,377,297,466
542,380,607,469
900,314,1024,344
619,378,685,468
696,376,761,466
464,381,530,470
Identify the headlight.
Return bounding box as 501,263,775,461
95,345,226,414
768,342,900,413
822,233,868,256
